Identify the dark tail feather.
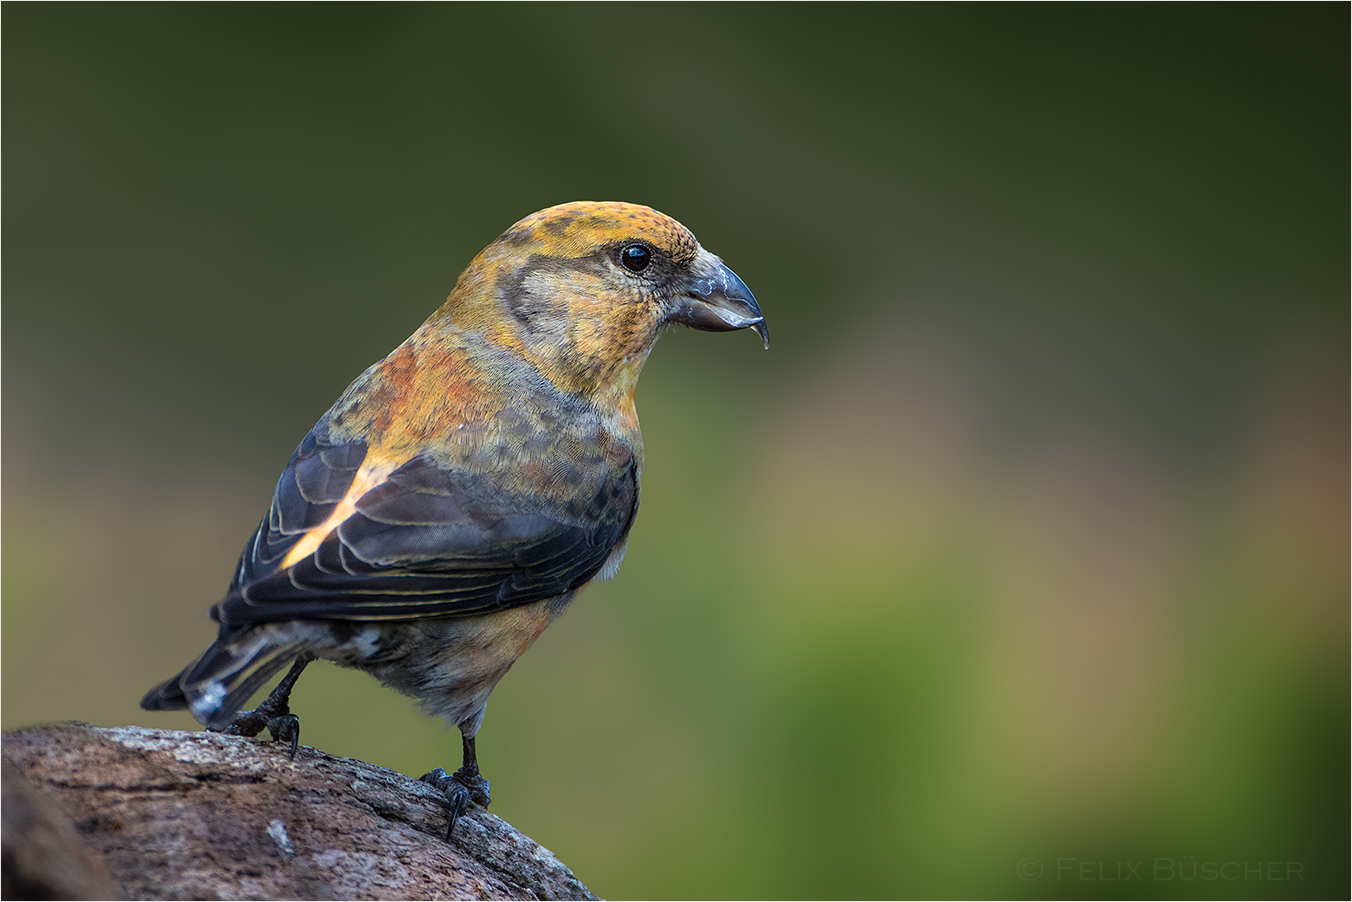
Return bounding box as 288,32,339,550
140,631,307,730
140,671,192,711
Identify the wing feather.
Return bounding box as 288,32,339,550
214,426,636,628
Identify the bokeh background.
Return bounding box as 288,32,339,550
4,5,1346,899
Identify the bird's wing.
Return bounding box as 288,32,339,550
213,426,637,626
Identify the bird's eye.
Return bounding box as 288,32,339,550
620,244,651,273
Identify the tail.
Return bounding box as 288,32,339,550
140,627,308,730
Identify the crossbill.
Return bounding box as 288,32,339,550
141,201,767,838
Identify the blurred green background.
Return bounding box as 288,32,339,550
4,5,1346,899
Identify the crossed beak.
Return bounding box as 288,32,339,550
671,249,770,349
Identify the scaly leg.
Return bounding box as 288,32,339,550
222,653,314,758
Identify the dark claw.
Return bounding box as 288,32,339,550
420,736,492,841
443,781,472,841
420,768,463,839
266,713,301,759
220,655,311,760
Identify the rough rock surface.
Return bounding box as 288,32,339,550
2,722,597,900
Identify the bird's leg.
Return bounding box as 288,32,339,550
222,653,314,758
452,733,493,807
420,733,492,840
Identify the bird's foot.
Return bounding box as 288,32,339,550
220,655,311,758
224,708,301,757
420,765,491,840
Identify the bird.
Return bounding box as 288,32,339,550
140,200,768,839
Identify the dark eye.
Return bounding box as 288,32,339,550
620,244,651,273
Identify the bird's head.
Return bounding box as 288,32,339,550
434,201,767,406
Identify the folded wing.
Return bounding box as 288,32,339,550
214,426,637,628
